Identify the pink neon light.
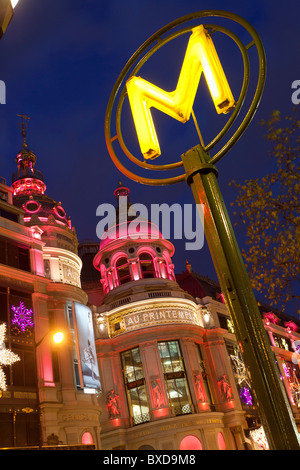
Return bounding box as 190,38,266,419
152,408,169,418
263,312,280,324
111,418,121,427
131,261,140,281
217,432,227,450
44,381,55,387
180,435,203,451
197,402,210,412
24,200,41,214
40,350,54,385
81,432,93,445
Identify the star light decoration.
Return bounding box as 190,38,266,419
0,323,20,391
11,302,34,332
230,349,251,389
230,347,254,405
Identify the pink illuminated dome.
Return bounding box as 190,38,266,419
93,182,176,294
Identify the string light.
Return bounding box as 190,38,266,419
0,323,20,391
249,426,269,450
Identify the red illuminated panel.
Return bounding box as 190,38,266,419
81,432,93,445
180,435,203,450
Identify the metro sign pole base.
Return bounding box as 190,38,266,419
182,144,300,450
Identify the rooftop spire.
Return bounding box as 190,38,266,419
17,114,30,149
12,115,44,191
15,114,37,172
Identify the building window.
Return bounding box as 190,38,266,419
8,344,36,387
281,361,300,408
116,257,131,285
0,412,39,448
0,287,32,331
217,432,227,450
0,238,30,272
139,253,155,279
272,334,293,351
66,304,81,389
48,311,60,383
67,304,74,329
0,208,18,223
158,340,192,415
121,347,150,425
74,358,81,389
218,313,234,333
180,435,203,450
81,431,93,445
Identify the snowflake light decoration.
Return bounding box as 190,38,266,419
11,302,34,332
0,323,20,391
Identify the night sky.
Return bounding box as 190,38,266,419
0,0,299,312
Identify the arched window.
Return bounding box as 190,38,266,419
139,253,155,279
116,257,131,285
180,435,203,450
217,432,227,450
81,431,93,445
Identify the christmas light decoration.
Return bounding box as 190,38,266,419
249,426,269,450
230,349,251,388
282,361,300,408
11,302,34,332
0,323,20,391
239,386,253,405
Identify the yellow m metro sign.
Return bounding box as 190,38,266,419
126,25,235,160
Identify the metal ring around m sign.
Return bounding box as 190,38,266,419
105,10,266,186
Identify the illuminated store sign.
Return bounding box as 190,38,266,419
74,303,101,392
126,24,234,160
110,304,200,335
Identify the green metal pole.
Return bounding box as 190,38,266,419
182,144,300,450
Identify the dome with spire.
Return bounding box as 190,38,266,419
93,181,176,295
12,115,77,254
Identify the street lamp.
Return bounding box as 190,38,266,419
0,0,19,39
105,10,300,450
35,329,65,348
52,331,64,345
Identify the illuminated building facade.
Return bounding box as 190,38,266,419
0,121,101,449
0,125,299,450
90,184,300,451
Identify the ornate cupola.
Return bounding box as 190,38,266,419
93,182,177,297
12,115,82,288
12,115,46,197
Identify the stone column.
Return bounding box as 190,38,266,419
140,340,171,420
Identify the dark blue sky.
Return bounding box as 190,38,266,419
0,0,299,311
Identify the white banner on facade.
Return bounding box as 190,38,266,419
74,302,101,391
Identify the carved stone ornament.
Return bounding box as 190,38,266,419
106,389,121,419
